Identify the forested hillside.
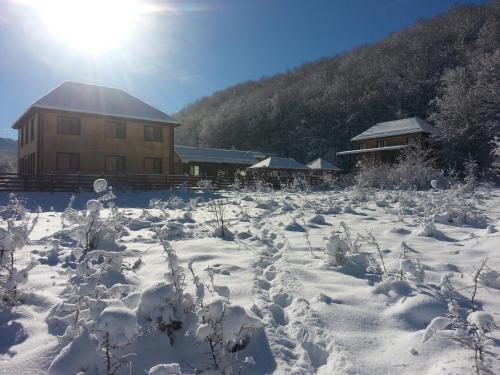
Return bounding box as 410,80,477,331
175,1,499,170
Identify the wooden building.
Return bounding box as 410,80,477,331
174,145,266,177
13,81,180,175
336,117,434,168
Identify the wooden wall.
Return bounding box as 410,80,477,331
17,109,176,175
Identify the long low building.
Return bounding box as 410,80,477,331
173,145,266,176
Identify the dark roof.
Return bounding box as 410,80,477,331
13,81,179,128
174,145,266,165
351,117,434,141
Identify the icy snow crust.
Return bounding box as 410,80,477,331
1,187,499,374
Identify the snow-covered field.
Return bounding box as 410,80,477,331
1,182,499,374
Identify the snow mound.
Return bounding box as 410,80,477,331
148,363,182,375
92,306,137,346
93,178,108,193
48,329,100,375
422,316,451,342
86,199,102,213
195,296,263,345
136,282,178,323
308,214,329,225
467,311,495,331
128,219,153,231
212,225,234,240
161,222,193,240
284,219,305,232
480,269,500,289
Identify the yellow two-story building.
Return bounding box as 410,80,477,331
13,81,180,176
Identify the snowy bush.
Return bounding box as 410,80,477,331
324,223,382,277
63,179,125,259
197,179,213,191
206,198,234,240
389,145,441,190
190,295,262,372
288,175,311,192
354,145,442,190
423,259,497,373
0,194,38,304
253,179,273,193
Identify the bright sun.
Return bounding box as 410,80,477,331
36,0,143,54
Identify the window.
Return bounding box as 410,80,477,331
25,122,29,144
105,121,126,138
144,157,162,174
189,165,200,176
20,127,24,147
376,140,387,148
57,116,81,135
104,155,126,174
358,143,367,150
30,118,35,141
144,125,162,142
56,152,80,171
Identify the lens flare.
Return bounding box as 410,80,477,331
34,0,145,54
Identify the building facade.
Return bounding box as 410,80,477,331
174,145,266,177
13,82,180,175
336,117,435,168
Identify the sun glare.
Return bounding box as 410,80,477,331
36,0,144,54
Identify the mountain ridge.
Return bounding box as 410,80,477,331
174,1,499,166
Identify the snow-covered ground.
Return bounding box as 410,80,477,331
1,184,499,374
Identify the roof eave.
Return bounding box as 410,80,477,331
11,107,36,129
179,158,257,165
337,145,408,155
351,129,432,142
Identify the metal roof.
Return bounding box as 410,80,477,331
306,158,341,170
351,117,434,141
249,156,308,170
174,145,266,165
13,81,180,128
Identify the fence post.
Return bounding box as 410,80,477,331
218,175,221,190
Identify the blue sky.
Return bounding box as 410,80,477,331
0,0,488,138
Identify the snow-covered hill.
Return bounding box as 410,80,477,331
1,183,499,374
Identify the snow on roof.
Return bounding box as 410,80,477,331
174,145,266,165
307,158,341,171
351,117,434,141
249,156,308,170
13,81,179,128
336,144,408,156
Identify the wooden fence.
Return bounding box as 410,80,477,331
0,173,234,192
0,173,325,192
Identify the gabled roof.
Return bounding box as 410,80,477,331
307,158,341,171
13,81,180,128
174,145,266,165
351,117,434,141
249,156,308,170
